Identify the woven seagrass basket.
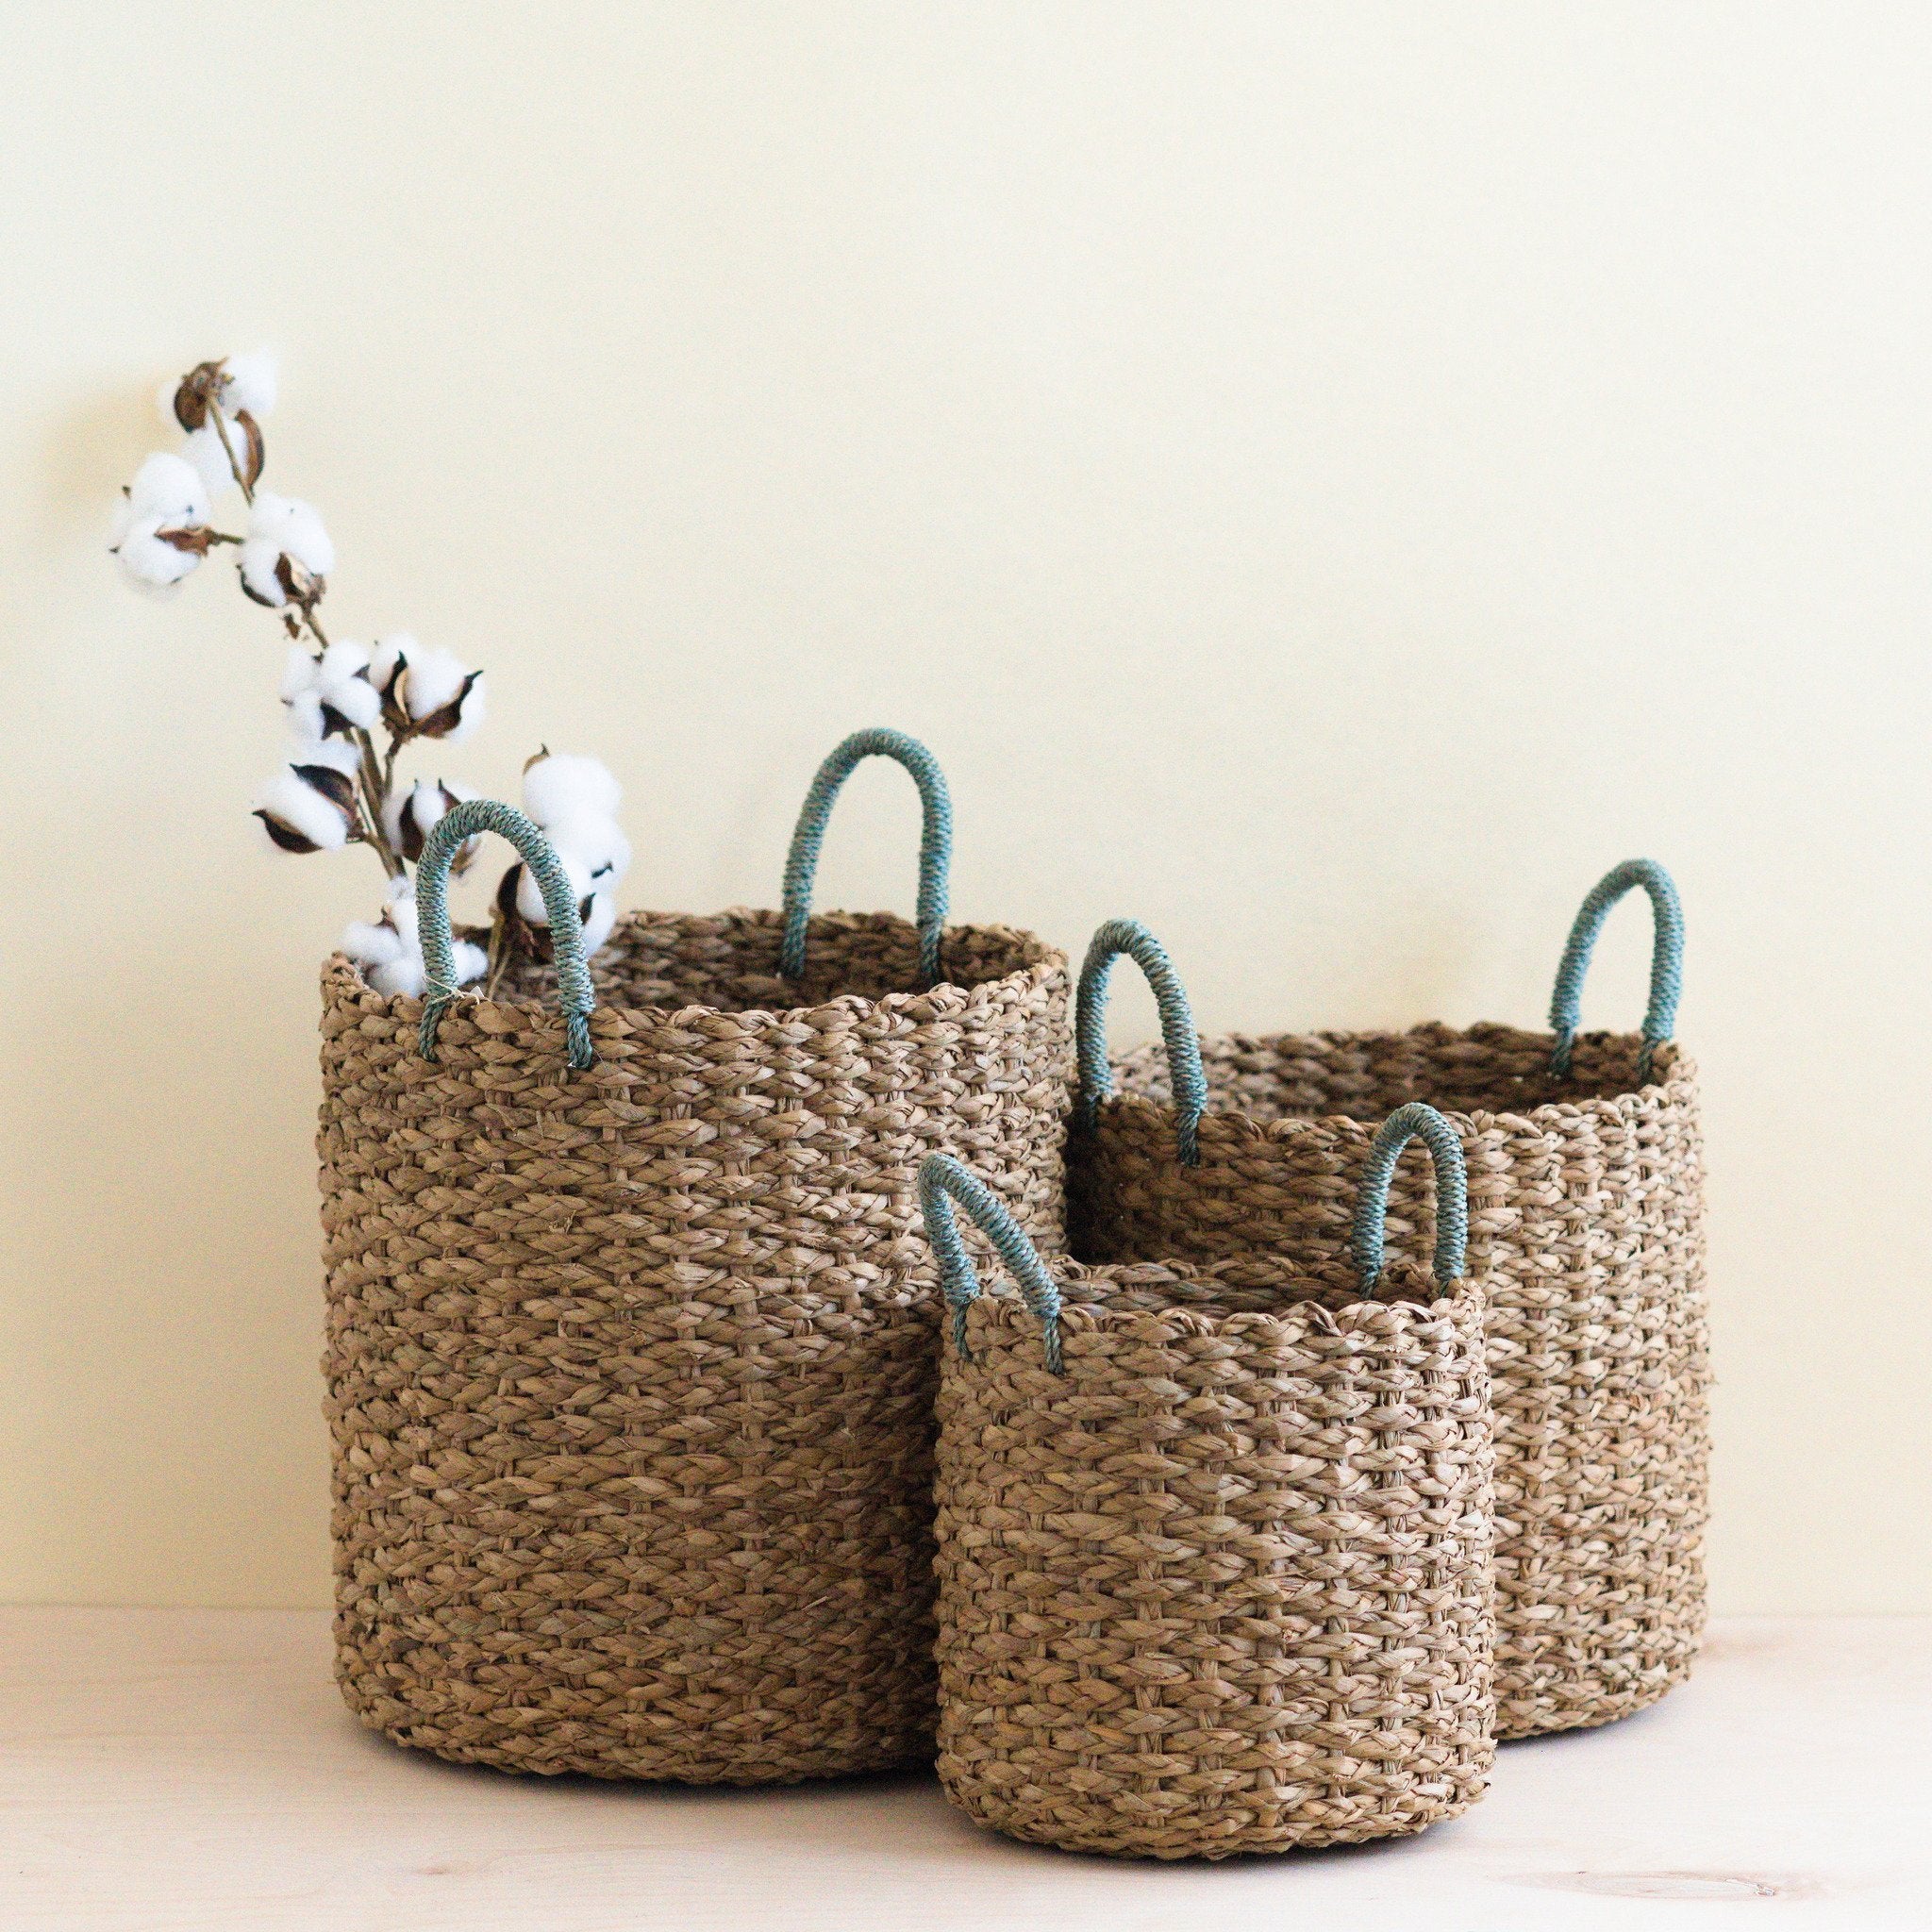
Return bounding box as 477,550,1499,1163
919,1103,1495,1860
1069,872,1709,1740
919,1112,1491,1862
318,730,1071,1784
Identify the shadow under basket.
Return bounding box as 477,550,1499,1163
318,905,1069,1785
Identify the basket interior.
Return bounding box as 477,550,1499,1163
1114,1021,1675,1122
480,906,1057,1016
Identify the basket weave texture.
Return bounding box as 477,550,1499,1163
1076,1021,1709,1740
935,1254,1495,1858
319,907,1070,1784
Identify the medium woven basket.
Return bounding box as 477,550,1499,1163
1069,872,1709,1740
919,1104,1495,1860
318,730,1071,1784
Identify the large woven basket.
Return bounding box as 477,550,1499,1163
318,730,1071,1784
919,1104,1495,1860
1069,872,1709,1740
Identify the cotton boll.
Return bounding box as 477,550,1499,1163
368,954,427,1000
433,668,485,743
110,455,214,591
391,650,484,743
515,849,592,924
114,519,204,591
523,752,622,826
222,349,277,420
350,874,485,999
369,633,412,698
316,641,378,731
581,891,618,956
340,918,405,969
125,452,211,525
282,639,379,736
280,644,318,703
181,412,261,497
383,777,481,867
380,778,425,857
238,537,287,606
290,735,360,777
254,766,353,854
383,874,421,949
324,677,378,730
319,639,371,681
400,648,466,719
452,939,489,986
240,492,334,606
283,689,325,741
543,811,631,891
250,493,333,575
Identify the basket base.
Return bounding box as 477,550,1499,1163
937,1762,1491,1861
337,1670,937,1787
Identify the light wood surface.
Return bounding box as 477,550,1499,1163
0,1609,1924,1929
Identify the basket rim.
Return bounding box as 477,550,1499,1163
322,903,1067,1035
958,1254,1480,1341
1104,1017,1695,1140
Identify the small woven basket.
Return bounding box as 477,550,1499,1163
1070,872,1709,1740
319,730,1071,1784
920,1105,1495,1860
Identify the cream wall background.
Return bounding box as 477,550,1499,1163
1,4,1926,1614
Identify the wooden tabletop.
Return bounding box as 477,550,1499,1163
0,1608,1924,1929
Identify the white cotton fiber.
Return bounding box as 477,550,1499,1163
340,918,404,969
180,418,258,497
283,689,325,740
291,735,360,776
255,768,349,852
383,874,421,943
349,874,486,999
125,452,211,525
180,425,232,497
452,939,489,986
397,654,484,742
325,674,379,731
223,349,277,419
280,644,319,702
516,849,593,924
239,538,288,605
439,670,485,742
382,777,451,852
399,647,467,719
543,811,631,889
115,521,201,591
580,891,618,956
315,641,378,729
281,641,377,732
369,955,427,999
523,752,621,826
240,491,331,607
369,633,413,694
247,492,335,574
319,639,371,682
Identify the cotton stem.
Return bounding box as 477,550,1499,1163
207,402,255,506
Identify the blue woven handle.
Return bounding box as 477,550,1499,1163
416,799,596,1071
1548,858,1683,1082
779,728,953,985
1073,920,1208,1166
919,1153,1064,1374
1349,1103,1469,1290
